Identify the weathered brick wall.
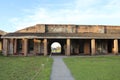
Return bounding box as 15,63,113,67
84,40,90,54
106,26,120,34
16,24,120,34
77,25,105,33
34,39,41,54
0,30,6,35
17,24,45,33
71,40,79,54
9,39,13,54
46,24,76,33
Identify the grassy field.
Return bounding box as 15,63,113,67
64,56,120,80
0,56,53,80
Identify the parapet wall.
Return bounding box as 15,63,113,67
16,24,45,33
46,24,76,33
106,26,120,34
77,25,105,33
16,24,120,34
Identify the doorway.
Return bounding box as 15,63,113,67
51,42,61,54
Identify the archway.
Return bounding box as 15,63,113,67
51,42,61,54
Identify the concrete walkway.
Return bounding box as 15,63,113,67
50,56,74,80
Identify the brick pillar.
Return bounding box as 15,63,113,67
66,39,70,56
23,39,28,56
14,39,17,54
44,39,47,56
3,39,8,56
91,39,96,55
114,39,118,55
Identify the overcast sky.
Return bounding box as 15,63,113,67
0,0,120,32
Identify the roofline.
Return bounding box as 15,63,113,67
38,24,120,27
1,36,120,39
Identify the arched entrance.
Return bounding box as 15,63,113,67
51,42,61,54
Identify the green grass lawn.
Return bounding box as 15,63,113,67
64,56,120,80
0,56,53,80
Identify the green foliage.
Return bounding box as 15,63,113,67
0,56,53,80
64,56,120,80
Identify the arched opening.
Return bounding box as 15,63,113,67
51,42,61,54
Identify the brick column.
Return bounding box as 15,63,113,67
3,39,8,56
114,39,118,55
91,39,96,55
66,39,70,56
14,39,17,55
44,39,47,56
23,39,28,56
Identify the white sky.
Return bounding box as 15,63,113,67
0,0,120,32
51,42,61,48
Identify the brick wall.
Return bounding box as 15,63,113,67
46,24,76,33
77,25,105,33
16,24,120,34
17,24,45,33
106,26,120,34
